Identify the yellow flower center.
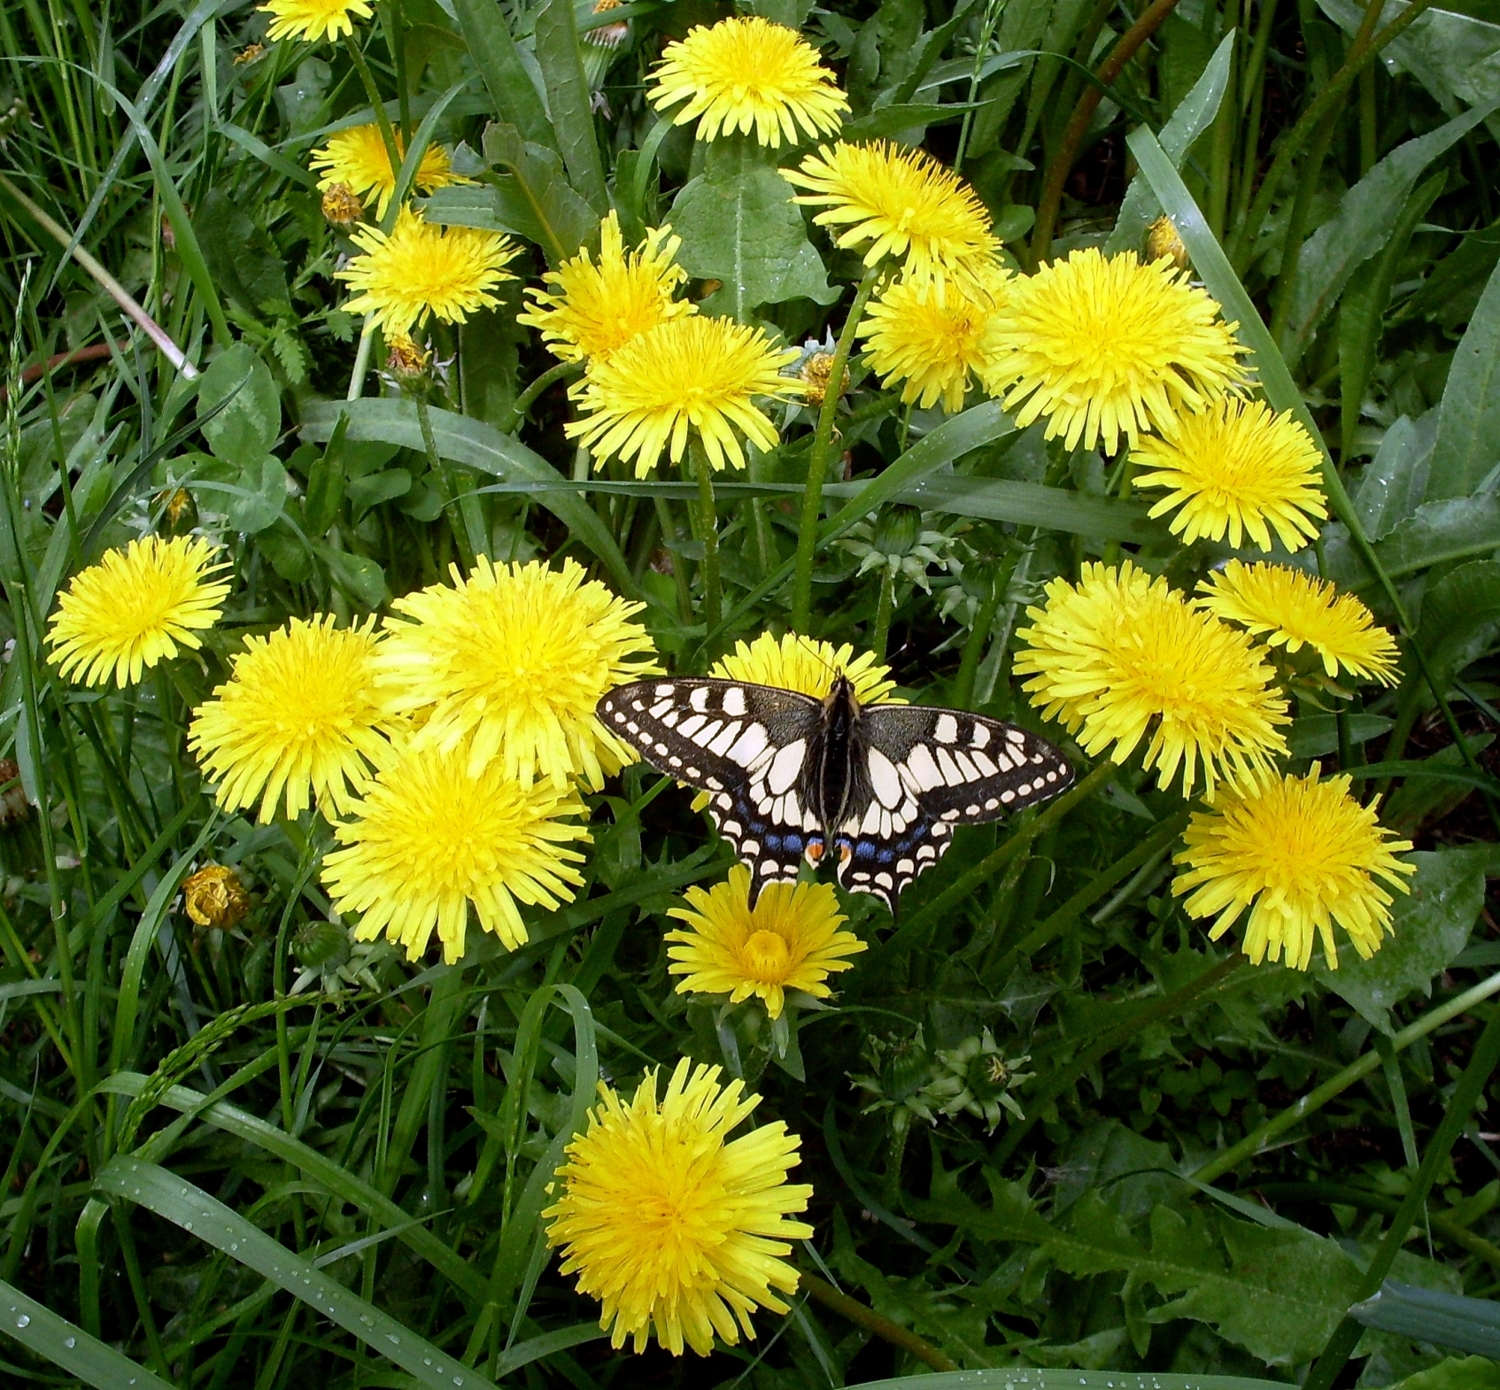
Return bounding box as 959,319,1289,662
742,929,792,982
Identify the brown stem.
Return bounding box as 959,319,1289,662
798,1271,959,1372
0,342,123,399
1030,0,1183,265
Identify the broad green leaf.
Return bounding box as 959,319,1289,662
1314,847,1488,1030
475,121,597,266
1106,32,1233,255
1416,558,1500,686
300,397,635,593
0,1277,173,1389
841,100,984,140
1387,1356,1500,1390
197,344,280,467
671,142,837,316
451,0,555,150
200,454,289,534
1287,712,1393,758
1350,411,1438,541
317,544,388,609
1327,493,1500,587
95,1157,502,1390
1286,104,1495,366
879,474,1171,543
1429,259,1500,500
855,1374,1294,1390
1352,1282,1500,1359
533,0,609,212
195,187,292,316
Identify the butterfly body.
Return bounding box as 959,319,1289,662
597,673,1073,913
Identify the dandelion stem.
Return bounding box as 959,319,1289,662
688,437,722,630
871,567,895,659
792,264,881,633
798,1271,958,1372
347,319,377,401
496,359,580,435
654,494,693,622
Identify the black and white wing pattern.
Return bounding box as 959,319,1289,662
596,678,825,892
831,705,1073,912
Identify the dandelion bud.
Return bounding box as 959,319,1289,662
292,920,351,971
383,332,431,382
154,486,197,535
182,864,250,930
321,182,365,228
872,504,922,560
1146,214,1189,272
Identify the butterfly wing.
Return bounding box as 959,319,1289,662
597,678,825,898
832,706,1073,912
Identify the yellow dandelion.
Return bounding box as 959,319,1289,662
858,262,1011,412
1173,769,1416,970
1013,560,1288,797
310,124,473,219
321,736,589,963
188,615,403,822
47,536,230,688
182,865,251,931
518,210,693,365
1196,561,1401,686
986,248,1250,454
711,631,902,704
566,316,800,477
259,0,372,43
336,207,518,335
374,557,660,789
648,16,849,147
1133,397,1327,552
544,1059,814,1356
783,141,998,287
667,866,866,1019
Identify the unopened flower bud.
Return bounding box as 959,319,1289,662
1146,215,1189,272
182,864,250,930
321,182,365,228
293,920,352,970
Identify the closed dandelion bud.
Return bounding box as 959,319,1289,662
292,920,352,971
872,504,922,560
182,864,250,930
384,332,431,382
966,1050,1012,1103
879,1034,931,1101
1146,215,1189,273
321,182,365,228
0,759,29,828
799,351,845,406
154,486,197,535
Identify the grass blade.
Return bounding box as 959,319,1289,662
0,1276,173,1389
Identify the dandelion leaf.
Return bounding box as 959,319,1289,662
197,344,281,469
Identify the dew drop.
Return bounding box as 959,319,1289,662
15,1314,29,1328
64,1336,75,1348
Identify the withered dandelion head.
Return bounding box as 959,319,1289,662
1173,769,1415,970
1014,560,1289,797
183,865,251,931
1196,561,1401,686
321,736,589,963
188,614,402,822
565,316,800,477
320,181,365,227
667,866,866,1019
543,1059,814,1355
47,536,230,688
374,558,661,790
1133,397,1328,552
519,210,693,365
987,248,1250,454
336,207,518,336
648,16,849,147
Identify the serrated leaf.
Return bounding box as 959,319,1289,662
671,142,836,317
1314,847,1488,1029
476,121,597,266
1326,493,1500,586
532,0,608,212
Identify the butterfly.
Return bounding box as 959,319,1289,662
596,672,1073,914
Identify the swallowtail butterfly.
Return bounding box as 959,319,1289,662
597,674,1073,914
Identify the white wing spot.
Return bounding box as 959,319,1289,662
867,747,904,808
678,714,707,738
972,751,998,777
1001,788,1016,803
766,739,806,795
654,684,675,698
649,698,674,719
690,687,711,713
875,872,894,890
935,713,960,744
985,797,999,810
685,765,701,779
669,755,682,768
936,747,963,785
1047,769,1060,782
741,840,760,857
972,723,990,749
897,857,915,875
626,720,640,735
905,743,943,791
727,725,769,767
707,721,742,756
952,750,980,782
722,687,747,717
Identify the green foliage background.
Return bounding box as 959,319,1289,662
2,0,1500,1383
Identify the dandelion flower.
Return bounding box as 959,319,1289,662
1014,560,1288,796
48,536,230,688
322,736,589,962
648,16,848,147
783,141,998,287
859,263,1011,411
667,865,867,1018
566,316,800,476
375,558,660,789
310,124,472,219
182,865,251,931
544,1059,814,1356
1196,561,1401,686
336,207,518,335
711,631,901,704
987,248,1250,454
518,210,693,365
1173,769,1415,969
189,615,402,822
259,0,372,43
1133,397,1327,552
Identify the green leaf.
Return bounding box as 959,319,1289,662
1386,1356,1500,1390
477,121,597,265
532,0,609,212
303,412,349,535
208,455,290,534
0,1277,173,1389
1286,104,1494,367
197,344,280,467
195,187,293,317
1329,493,1500,586
1106,31,1234,256
94,1157,502,1390
1352,1282,1500,1360
841,100,985,140
1287,712,1393,758
852,1374,1294,1390
1417,558,1500,687
1314,847,1488,1030
347,467,412,520
1350,411,1438,541
300,397,636,593
318,545,388,609
1429,259,1500,500
671,142,837,317
451,0,556,150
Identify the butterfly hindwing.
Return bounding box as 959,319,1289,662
596,678,823,897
